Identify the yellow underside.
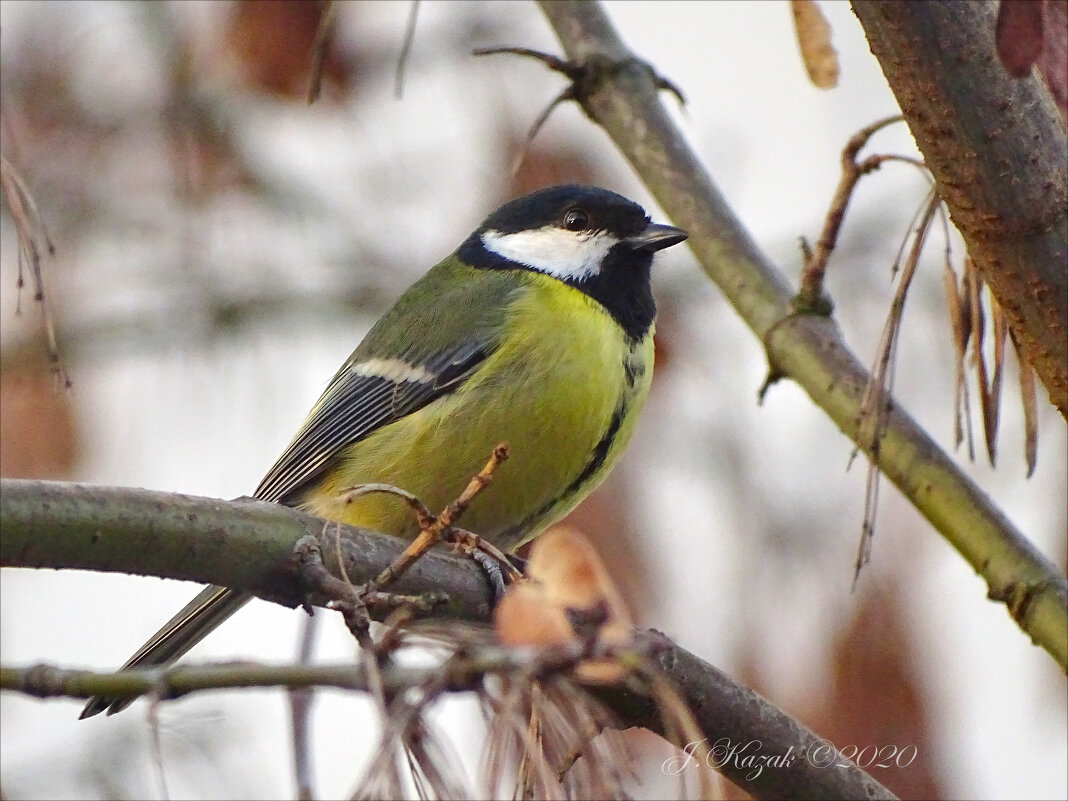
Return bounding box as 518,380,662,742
298,274,653,551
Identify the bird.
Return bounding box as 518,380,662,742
80,184,687,718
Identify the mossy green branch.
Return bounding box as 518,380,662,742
0,479,492,622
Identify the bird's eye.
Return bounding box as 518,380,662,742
562,208,590,231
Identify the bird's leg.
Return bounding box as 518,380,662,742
443,527,524,602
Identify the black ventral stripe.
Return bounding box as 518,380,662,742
500,401,627,547
569,404,625,491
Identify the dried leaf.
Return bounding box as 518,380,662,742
958,261,974,356
791,0,840,88
985,300,1009,465
942,261,975,457
952,259,1038,475
967,262,1008,467
967,262,1000,467
1011,329,1039,477
942,262,967,359
996,0,1044,77
494,528,634,683
494,583,575,648
966,259,986,373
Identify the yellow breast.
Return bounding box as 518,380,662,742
301,273,654,551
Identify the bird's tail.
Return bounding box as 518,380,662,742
80,585,252,718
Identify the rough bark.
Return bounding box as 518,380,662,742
853,0,1068,416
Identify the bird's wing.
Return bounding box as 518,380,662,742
254,262,516,504
253,339,490,503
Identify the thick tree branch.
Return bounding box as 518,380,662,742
1,478,894,800
536,0,1067,670
0,478,493,622
852,0,1068,417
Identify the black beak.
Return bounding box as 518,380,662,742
627,222,688,253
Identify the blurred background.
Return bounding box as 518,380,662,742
1,2,1065,799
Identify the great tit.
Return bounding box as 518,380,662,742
81,184,687,718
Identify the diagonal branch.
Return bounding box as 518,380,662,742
534,0,1067,669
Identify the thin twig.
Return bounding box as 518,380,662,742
795,115,904,311
512,85,576,177
147,698,171,801
0,156,68,387
473,46,582,79
0,639,605,702
473,46,683,178
372,443,510,588
852,192,941,586
306,0,337,104
342,483,434,531
288,614,319,801
394,1,420,99
292,534,373,643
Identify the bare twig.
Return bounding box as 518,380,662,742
445,528,523,586
394,1,421,99
0,156,68,387
296,440,514,753
473,45,683,177
147,699,171,801
473,46,583,81
288,614,319,801
306,0,337,104
3,643,595,702
370,443,510,589
795,115,905,312
851,192,941,586
292,535,373,643
341,483,435,531
474,47,582,177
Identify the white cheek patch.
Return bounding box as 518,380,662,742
350,357,435,384
481,227,618,282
